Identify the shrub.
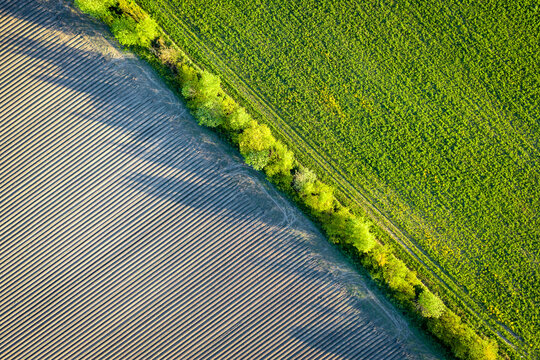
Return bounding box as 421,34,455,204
157,46,180,66
117,0,147,21
300,180,335,213
194,100,224,128
264,141,295,177
225,106,251,131
417,290,445,318
347,217,376,253
244,150,270,170
238,121,275,155
111,15,158,47
293,166,317,192
181,78,199,100
75,0,116,18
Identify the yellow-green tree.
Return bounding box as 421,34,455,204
417,290,445,318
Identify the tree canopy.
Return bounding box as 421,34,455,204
418,290,445,318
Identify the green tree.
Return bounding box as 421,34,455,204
427,309,498,360
75,0,116,18
226,106,251,131
468,338,498,360
369,243,389,268
194,100,224,128
428,309,462,349
347,217,376,253
417,290,445,318
111,16,138,45
238,121,275,155
197,70,221,100
323,207,353,243
264,141,294,177
178,64,198,85
111,16,158,47
244,150,270,170
382,255,416,299
322,209,375,252
182,70,222,106
300,180,334,213
293,166,317,192
136,17,159,45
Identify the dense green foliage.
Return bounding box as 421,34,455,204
75,1,504,358
110,16,158,47
428,309,499,360
323,207,377,253
418,290,446,319
133,0,540,356
74,0,115,17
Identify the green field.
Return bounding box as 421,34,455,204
136,0,540,355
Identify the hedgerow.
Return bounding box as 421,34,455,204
74,1,500,358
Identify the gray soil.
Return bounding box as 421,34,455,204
0,1,448,359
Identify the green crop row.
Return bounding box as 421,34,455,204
75,0,502,359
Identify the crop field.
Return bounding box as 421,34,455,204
136,0,540,355
0,0,447,359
